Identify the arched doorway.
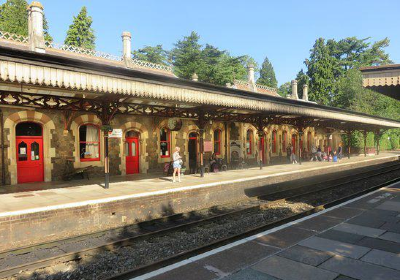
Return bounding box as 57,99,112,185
16,122,44,183
125,130,140,174
188,132,198,174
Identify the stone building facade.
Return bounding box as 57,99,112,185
0,106,339,185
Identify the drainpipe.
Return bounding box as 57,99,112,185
0,109,5,185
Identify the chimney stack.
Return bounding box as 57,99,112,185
303,84,309,101
247,63,257,91
122,31,132,65
192,73,198,82
291,80,298,100
28,1,45,53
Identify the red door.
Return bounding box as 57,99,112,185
126,137,139,174
292,135,297,154
16,136,44,183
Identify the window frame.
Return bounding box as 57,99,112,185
246,129,253,155
214,129,221,155
160,127,171,158
79,124,101,162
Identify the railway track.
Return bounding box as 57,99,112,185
1,160,400,280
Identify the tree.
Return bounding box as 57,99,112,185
295,69,309,99
278,82,291,98
257,56,278,88
132,45,170,65
170,31,202,79
305,38,339,105
64,6,95,49
0,0,52,41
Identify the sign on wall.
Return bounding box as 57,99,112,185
204,141,213,152
108,129,123,138
230,140,242,160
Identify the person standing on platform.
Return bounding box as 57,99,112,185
172,147,182,183
290,144,298,164
337,143,343,160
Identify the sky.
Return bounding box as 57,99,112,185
20,0,400,85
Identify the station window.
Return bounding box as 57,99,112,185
79,124,100,161
246,129,253,155
272,130,277,153
214,129,221,155
160,128,171,158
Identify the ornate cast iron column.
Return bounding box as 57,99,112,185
363,130,368,157
374,129,383,155
346,130,352,159
196,111,207,178
257,130,264,170
298,129,304,165
98,99,119,189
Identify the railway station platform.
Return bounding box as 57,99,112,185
0,152,399,252
141,180,400,280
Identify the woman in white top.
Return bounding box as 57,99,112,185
172,147,182,182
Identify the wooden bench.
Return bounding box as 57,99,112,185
63,165,93,181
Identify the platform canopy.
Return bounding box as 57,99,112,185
0,38,399,133
361,64,400,100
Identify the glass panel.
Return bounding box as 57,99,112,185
214,130,220,141
80,125,100,160
160,128,167,142
131,142,136,156
126,130,140,138
214,142,219,154
16,122,42,136
18,141,28,161
189,132,197,138
125,142,129,156
31,142,40,161
160,142,169,156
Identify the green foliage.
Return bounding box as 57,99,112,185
0,0,52,41
170,31,202,79
170,31,256,86
132,45,170,66
295,69,309,99
64,6,95,49
257,56,277,88
304,37,392,106
305,38,339,105
278,81,291,98
0,0,28,36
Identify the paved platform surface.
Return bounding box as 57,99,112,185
142,181,400,280
0,153,398,217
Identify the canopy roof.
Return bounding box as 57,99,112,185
361,64,400,100
0,43,399,131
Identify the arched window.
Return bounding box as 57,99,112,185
160,128,170,158
214,129,221,155
246,129,253,155
307,131,312,151
272,130,277,153
282,130,287,151
79,124,100,161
